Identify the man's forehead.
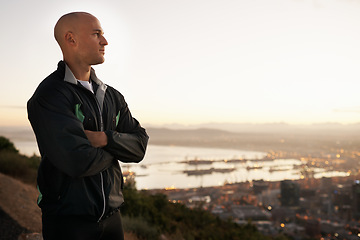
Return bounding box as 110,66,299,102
79,16,102,30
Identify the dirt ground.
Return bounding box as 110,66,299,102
0,173,42,233
0,173,138,240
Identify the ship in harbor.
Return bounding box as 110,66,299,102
181,159,214,165
183,167,236,176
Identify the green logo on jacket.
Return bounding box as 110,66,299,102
74,104,85,123
116,111,120,127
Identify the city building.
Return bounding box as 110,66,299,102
351,180,360,220
280,180,300,207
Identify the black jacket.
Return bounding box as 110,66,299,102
27,61,149,221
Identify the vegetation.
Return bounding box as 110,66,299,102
0,136,39,185
0,136,18,153
0,136,290,240
121,180,290,240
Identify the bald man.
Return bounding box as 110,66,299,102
27,12,149,240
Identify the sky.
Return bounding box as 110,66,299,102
1,0,360,127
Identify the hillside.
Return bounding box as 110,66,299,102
0,173,41,239
0,173,141,240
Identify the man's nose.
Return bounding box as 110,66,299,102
101,36,108,46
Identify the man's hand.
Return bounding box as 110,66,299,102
84,130,108,148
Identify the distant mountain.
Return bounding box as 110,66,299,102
1,123,359,153
144,122,360,133
146,124,360,153
0,125,35,141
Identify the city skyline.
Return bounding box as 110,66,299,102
2,0,360,126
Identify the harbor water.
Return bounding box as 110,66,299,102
13,140,348,190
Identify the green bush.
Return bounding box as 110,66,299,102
0,136,18,153
0,137,40,184
122,216,159,240
121,181,288,240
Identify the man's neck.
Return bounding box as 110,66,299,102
64,60,91,81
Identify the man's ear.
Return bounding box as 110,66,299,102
65,32,76,45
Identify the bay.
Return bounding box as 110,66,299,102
12,140,348,190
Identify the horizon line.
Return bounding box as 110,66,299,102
1,121,359,128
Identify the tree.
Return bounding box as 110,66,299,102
0,136,18,153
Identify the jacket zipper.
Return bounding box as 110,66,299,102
95,94,106,223
98,172,106,222
79,84,107,222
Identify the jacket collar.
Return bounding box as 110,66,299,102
64,63,77,85
60,61,108,114
63,62,103,86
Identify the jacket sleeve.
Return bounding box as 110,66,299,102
104,94,149,163
27,88,115,178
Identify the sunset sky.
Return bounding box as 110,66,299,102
1,0,360,127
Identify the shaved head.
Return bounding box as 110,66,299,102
53,12,108,72
54,12,96,46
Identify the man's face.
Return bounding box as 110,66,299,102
75,15,108,66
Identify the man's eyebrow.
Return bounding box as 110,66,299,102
93,29,104,34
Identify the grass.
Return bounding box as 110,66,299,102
0,150,39,185
122,216,159,240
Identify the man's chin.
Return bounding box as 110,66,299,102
91,59,105,65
